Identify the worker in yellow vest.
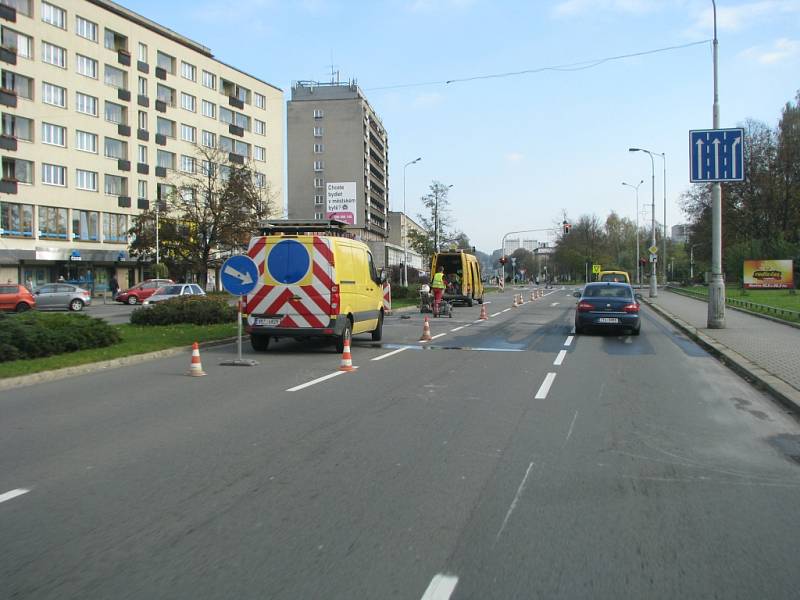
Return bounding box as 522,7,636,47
431,266,447,317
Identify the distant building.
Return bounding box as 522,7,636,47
387,211,424,271
522,238,538,252
671,224,689,244
503,238,520,255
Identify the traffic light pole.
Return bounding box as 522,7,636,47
500,225,567,288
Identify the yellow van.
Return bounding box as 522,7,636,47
431,250,484,306
598,270,631,284
245,220,385,352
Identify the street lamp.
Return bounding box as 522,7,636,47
402,157,421,287
622,180,644,287
629,147,658,297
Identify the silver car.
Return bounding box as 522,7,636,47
34,284,93,311
143,283,206,305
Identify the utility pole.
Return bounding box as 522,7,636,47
402,157,421,287
622,180,643,287
629,148,658,297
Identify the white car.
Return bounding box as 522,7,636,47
143,283,206,305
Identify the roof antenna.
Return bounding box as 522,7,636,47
328,50,339,85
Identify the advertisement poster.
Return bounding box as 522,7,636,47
743,259,794,289
326,182,357,225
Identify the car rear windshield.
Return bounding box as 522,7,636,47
600,274,627,282
585,285,632,298
158,285,183,295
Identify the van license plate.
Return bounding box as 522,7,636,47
255,317,281,326
597,317,619,324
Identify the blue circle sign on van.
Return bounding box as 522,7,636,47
268,239,310,284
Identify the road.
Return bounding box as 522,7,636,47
2,287,799,599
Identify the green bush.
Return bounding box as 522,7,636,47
0,312,121,363
130,295,237,326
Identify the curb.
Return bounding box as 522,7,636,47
642,299,800,414
0,337,237,393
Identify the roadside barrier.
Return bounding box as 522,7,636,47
186,342,207,377
479,303,488,320
339,331,355,372
420,316,433,342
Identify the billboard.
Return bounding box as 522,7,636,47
743,259,794,289
326,182,357,225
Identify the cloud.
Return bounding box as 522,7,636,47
505,152,525,163
412,92,444,108
687,1,800,36
740,37,800,63
551,0,665,18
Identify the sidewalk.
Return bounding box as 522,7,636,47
644,289,800,410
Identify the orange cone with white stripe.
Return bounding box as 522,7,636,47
187,342,207,377
479,303,488,320
530,292,535,301
512,295,518,307
420,316,433,342
339,331,355,372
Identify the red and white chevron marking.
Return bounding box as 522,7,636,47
245,237,336,329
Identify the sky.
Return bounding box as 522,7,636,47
121,0,800,253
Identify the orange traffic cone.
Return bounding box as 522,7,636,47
187,342,207,377
420,316,433,342
339,331,355,372
530,292,535,301
479,303,488,320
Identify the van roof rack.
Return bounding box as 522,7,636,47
257,219,352,237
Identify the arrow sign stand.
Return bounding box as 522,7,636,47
219,295,260,367
219,255,260,367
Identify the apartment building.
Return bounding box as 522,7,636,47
286,80,389,241
0,0,283,291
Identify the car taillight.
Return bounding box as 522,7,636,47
623,303,640,313
330,284,340,315
577,301,594,312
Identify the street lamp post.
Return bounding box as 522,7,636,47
622,180,644,287
629,148,658,297
402,157,421,287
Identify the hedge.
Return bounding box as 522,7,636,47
130,295,237,326
0,312,121,363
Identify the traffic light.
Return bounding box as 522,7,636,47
499,256,507,265
562,220,571,235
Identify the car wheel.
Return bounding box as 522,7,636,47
69,299,84,312
127,296,138,305
477,297,484,304
250,334,270,351
371,312,384,342
335,318,352,353
467,297,474,307
574,323,583,334
15,302,31,313
631,326,641,336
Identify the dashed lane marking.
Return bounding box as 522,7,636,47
421,574,459,600
534,372,557,400
450,326,465,332
495,461,536,543
287,370,354,392
502,308,511,313
553,350,567,366
0,488,30,505
473,319,484,324
490,312,502,317
371,347,409,361
564,336,574,347
550,302,560,307
430,333,447,340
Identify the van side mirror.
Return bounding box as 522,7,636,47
379,269,387,284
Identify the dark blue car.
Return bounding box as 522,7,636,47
574,282,641,335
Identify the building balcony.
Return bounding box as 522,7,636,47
0,179,17,194
137,198,149,210
0,134,17,151
0,46,17,65
117,124,131,137
117,88,131,102
0,87,16,107
0,3,16,21
228,152,244,165
137,61,149,74
117,159,131,172
228,96,244,109
117,196,131,208
155,133,167,146
155,166,167,178
155,99,167,113
137,163,149,175
228,123,244,137
155,66,167,80
137,94,149,107
137,129,149,142
117,50,131,67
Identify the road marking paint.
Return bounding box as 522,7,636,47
430,333,447,340
421,573,459,600
534,372,557,399
287,370,353,392
550,302,560,307
450,326,464,332
484,301,492,305
473,319,484,324
502,308,511,313
495,461,535,543
564,410,578,445
463,324,472,328
553,350,567,366
490,312,502,317
0,488,30,504
564,336,574,347
371,347,409,361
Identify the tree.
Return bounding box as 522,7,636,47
407,181,454,267
129,145,276,286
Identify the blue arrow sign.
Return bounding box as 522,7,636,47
220,255,259,296
689,128,745,183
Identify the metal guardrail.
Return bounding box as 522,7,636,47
666,285,800,322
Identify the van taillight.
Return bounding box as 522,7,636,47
330,284,340,315
577,301,594,312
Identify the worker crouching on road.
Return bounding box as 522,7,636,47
432,266,447,317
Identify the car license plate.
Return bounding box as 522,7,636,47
597,317,619,324
254,317,281,326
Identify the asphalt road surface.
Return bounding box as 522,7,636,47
2,287,799,599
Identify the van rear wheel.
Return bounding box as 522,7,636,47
371,312,384,341
335,319,352,353
251,334,270,351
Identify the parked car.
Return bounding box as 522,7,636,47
115,279,174,305
574,282,641,335
143,283,206,305
0,283,36,312
34,284,92,311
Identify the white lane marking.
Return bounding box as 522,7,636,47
502,308,511,313
564,336,574,347
463,324,472,328
0,488,30,504
495,461,536,543
450,326,464,332
490,312,502,317
473,319,484,324
534,372,557,400
550,302,560,307
553,350,567,366
371,347,409,361
421,573,459,600
564,410,578,445
484,301,492,305
430,333,446,340
287,370,353,392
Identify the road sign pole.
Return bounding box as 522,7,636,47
708,1,726,328
219,254,260,367
237,295,243,361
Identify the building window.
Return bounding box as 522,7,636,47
180,123,196,143
1,0,32,17
156,51,175,74
314,212,324,220
180,155,195,173
200,99,215,119
137,76,147,97
201,70,215,89
313,109,323,119
234,140,249,157
41,2,66,29
1,28,33,59
41,41,67,68
313,160,323,171
219,135,232,152
138,42,147,63
103,213,127,242
75,130,97,153
75,169,97,191
42,163,66,186
180,61,196,81
313,143,323,153
1,70,33,99
253,119,266,136
137,144,147,164
73,210,99,241
254,146,265,162
220,78,250,104
137,179,147,200
103,137,127,160
157,150,175,169
38,206,68,239
156,117,175,138
219,107,233,125
0,200,34,237
254,92,265,109
201,130,215,148
137,110,147,131
1,113,33,141
180,92,196,112
104,174,126,195
75,15,98,42
41,122,65,147
2,157,33,184
75,92,97,116
104,64,126,89
76,54,98,79
314,195,324,205
103,28,127,53
313,126,323,137
255,172,266,188
314,177,323,188
104,100,125,125
156,84,175,106
42,82,66,107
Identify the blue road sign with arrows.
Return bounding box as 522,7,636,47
220,255,259,296
689,128,745,183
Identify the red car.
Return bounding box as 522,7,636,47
0,283,36,312
115,279,173,305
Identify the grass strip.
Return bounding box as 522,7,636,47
672,286,800,323
0,322,237,379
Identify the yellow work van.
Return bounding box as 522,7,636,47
245,220,385,352
598,270,631,284
431,250,484,306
